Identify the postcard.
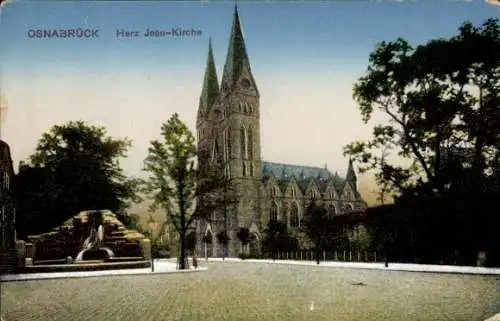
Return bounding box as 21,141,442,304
1,1,500,320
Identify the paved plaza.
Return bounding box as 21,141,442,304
2,261,500,321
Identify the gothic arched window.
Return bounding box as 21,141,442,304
240,126,247,159
290,203,299,227
269,202,278,222
239,102,244,112
247,127,253,159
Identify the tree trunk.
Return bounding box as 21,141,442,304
179,228,188,270
178,173,188,270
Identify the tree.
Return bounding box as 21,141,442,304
344,18,500,197
142,113,226,269
142,113,197,270
261,220,297,260
236,227,251,259
344,18,500,265
301,199,332,264
216,231,230,259
14,121,140,239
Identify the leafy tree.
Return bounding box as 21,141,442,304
216,231,230,259
202,232,213,245
344,18,500,265
344,18,500,197
236,227,251,259
301,199,333,264
142,113,225,269
262,221,297,260
14,121,140,239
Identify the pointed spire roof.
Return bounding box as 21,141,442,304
346,158,357,182
198,38,220,119
220,5,253,94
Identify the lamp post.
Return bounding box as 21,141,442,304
147,215,157,272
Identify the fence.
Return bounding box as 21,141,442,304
261,250,384,263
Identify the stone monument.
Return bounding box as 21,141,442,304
75,211,115,262
26,209,147,264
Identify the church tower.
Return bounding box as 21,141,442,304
196,6,263,257
218,5,262,247
196,38,220,171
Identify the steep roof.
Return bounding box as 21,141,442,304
262,161,333,181
260,161,366,201
220,5,257,95
198,38,220,121
345,158,356,183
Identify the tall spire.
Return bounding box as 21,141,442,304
198,37,220,120
220,4,252,94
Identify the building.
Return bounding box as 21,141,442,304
0,139,17,272
195,6,367,257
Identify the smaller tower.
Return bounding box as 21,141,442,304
196,37,220,170
345,158,357,191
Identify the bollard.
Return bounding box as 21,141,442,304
349,251,352,261
301,252,303,260
286,252,289,260
374,252,377,262
343,251,346,261
334,251,338,261
358,252,361,262
323,251,326,262
311,252,313,261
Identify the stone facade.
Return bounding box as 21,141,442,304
195,6,367,257
0,139,17,272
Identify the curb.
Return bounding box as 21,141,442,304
204,258,500,276
0,266,208,282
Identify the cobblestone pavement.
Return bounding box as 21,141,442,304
2,261,500,321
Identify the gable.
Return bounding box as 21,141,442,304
305,178,320,198
236,66,259,97
325,180,339,199
343,182,355,200
285,176,302,198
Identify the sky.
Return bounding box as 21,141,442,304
0,0,499,205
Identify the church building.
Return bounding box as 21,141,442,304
195,6,367,257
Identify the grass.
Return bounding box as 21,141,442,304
2,261,500,321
